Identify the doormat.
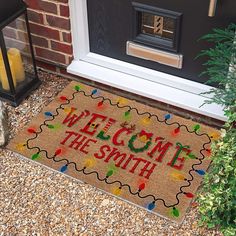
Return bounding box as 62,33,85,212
8,81,219,223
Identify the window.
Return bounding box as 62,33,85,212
133,2,182,52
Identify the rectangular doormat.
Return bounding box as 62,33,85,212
8,81,219,223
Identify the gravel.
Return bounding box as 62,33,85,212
0,70,222,235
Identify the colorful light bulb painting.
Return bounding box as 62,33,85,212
141,116,151,126
116,97,128,106
60,96,68,101
124,110,131,120
184,192,194,198
204,148,212,157
172,207,180,217
97,100,104,107
175,127,180,133
16,143,26,151
112,187,122,196
195,169,205,176
209,132,220,140
32,152,40,160
44,111,53,117
64,107,76,114
84,158,96,168
138,183,146,191
171,127,181,137
170,171,186,181
148,201,156,210
60,164,68,173
54,148,62,156
164,114,171,121
91,89,98,95
47,124,55,129
193,124,201,132
125,110,130,116
74,85,80,91
27,128,36,134
106,169,114,177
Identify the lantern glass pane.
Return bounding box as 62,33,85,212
0,15,34,93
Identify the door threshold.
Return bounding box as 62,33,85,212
67,60,226,121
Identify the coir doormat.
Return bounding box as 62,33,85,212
8,81,219,222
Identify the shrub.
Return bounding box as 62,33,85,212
197,23,236,236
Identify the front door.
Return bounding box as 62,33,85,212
87,0,236,84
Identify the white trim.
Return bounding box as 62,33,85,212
68,0,226,121
82,52,214,96
69,0,89,59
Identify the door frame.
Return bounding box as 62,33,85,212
67,0,226,121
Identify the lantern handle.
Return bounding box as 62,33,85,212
208,0,218,17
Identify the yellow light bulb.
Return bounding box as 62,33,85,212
84,158,96,168
209,132,220,140
116,97,128,106
170,171,185,181
141,117,151,126
112,187,122,196
16,143,26,151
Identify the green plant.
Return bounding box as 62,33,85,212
198,23,236,107
197,23,236,236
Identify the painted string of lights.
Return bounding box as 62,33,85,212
23,84,213,218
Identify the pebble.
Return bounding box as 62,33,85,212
101,199,110,206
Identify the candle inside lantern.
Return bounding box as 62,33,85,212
7,48,25,82
0,51,17,91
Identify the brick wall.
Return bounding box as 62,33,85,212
24,0,73,69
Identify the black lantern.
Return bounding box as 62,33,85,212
0,0,41,106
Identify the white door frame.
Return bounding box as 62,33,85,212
67,0,226,121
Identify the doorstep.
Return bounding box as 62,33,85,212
67,60,226,123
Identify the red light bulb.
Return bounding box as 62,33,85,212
55,149,62,156
174,127,180,134
139,183,145,191
205,148,212,157
97,101,103,107
184,192,194,198
60,96,67,101
27,128,36,133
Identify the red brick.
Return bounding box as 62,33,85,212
2,27,17,39
32,35,48,47
29,23,60,40
39,1,57,14
8,20,17,28
36,60,57,72
24,0,40,9
46,15,70,30
51,41,72,54
16,19,27,31
62,32,71,43
17,31,28,42
25,0,57,14
60,5,70,17
35,47,66,64
27,10,44,24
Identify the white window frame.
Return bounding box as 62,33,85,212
67,0,226,121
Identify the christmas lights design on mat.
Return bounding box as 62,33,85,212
17,84,216,220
